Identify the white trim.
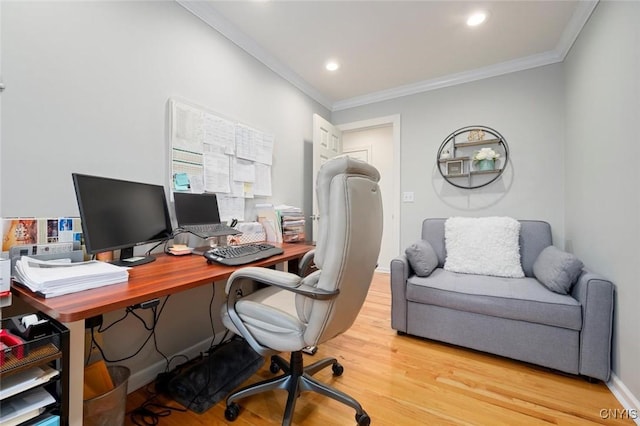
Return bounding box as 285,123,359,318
176,0,333,110
339,115,397,132
555,1,599,59
177,1,597,112
337,115,401,274
606,372,640,425
332,51,562,111
342,144,372,163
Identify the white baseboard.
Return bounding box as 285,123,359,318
126,337,214,393
607,372,640,425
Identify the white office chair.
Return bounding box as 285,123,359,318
221,156,383,425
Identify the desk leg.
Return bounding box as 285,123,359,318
63,320,84,426
287,258,300,275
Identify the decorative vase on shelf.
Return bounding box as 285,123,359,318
477,159,495,171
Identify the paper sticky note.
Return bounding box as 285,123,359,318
174,173,190,191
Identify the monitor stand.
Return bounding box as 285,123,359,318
111,247,155,267
192,236,228,256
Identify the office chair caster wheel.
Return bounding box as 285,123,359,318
225,402,240,421
332,362,344,376
270,360,281,374
356,412,371,426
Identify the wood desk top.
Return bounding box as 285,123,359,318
12,243,314,323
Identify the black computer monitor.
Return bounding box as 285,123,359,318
72,173,173,266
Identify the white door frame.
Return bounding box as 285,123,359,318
342,145,372,163
337,114,401,273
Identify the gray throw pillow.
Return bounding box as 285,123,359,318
533,246,584,294
405,240,438,277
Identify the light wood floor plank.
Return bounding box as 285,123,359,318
125,272,630,425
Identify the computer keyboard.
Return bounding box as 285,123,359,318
203,243,284,266
184,223,240,237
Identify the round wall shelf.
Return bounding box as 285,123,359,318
437,125,509,189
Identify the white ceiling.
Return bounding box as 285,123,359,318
177,1,598,111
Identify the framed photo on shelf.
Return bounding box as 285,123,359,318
445,160,464,176
467,129,485,141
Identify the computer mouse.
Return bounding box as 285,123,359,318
203,250,222,265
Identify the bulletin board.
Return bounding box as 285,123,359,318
168,98,275,221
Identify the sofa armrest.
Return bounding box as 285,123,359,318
390,254,411,332
571,270,614,381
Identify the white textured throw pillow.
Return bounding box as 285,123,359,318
444,217,524,278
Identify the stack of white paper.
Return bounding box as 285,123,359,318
256,204,282,243
14,256,129,298
0,366,60,400
0,387,56,426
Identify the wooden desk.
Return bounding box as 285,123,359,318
12,243,314,425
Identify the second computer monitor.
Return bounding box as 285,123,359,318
174,192,223,227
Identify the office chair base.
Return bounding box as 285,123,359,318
302,345,317,355
224,351,370,426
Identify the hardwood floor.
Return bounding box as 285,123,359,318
125,272,631,425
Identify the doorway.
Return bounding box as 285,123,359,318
338,115,400,273
310,114,400,272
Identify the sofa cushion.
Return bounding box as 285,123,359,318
405,240,438,277
406,268,582,330
422,219,552,277
533,246,584,294
444,217,525,278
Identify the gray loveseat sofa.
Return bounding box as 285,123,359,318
390,218,614,381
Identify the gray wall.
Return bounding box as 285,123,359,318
2,0,638,405
1,1,327,217
1,1,328,382
332,64,566,250
333,0,639,406
564,1,640,402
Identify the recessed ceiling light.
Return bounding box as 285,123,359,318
467,12,487,27
325,61,340,72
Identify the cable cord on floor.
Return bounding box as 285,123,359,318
180,282,227,411
101,282,236,420
127,385,186,426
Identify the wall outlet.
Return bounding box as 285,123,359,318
402,191,415,202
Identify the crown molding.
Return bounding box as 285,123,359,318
556,0,599,59
176,0,333,110
177,0,598,113
332,50,563,111
332,1,597,111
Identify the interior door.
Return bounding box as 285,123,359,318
312,114,342,241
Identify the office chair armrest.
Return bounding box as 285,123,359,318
225,267,338,300
224,267,338,356
291,284,338,300
298,249,317,277
225,267,300,294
